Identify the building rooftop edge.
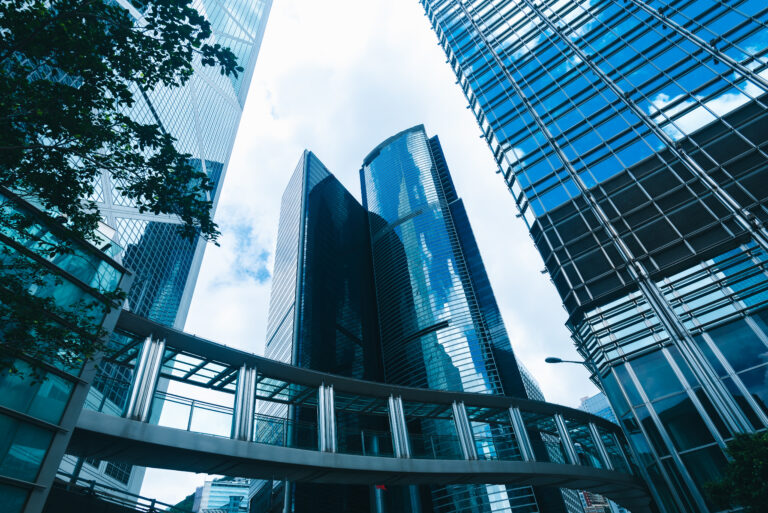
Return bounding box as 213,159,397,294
361,124,426,167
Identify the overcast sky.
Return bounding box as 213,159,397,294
141,0,598,502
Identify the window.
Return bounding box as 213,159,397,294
104,461,131,485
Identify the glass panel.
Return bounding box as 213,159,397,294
693,335,727,377
680,445,728,511
645,463,682,513
565,419,603,468
0,484,28,513
598,426,630,474
632,406,669,456
0,359,74,424
653,394,715,452
0,414,54,481
471,416,522,461
407,417,463,460
693,388,731,438
613,363,644,406
722,377,764,429
706,318,768,373
628,351,684,401
601,371,630,416
735,365,768,421
522,412,567,463
335,404,393,457
661,458,699,512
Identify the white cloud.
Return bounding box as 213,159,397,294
141,0,597,502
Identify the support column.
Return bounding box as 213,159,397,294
589,423,614,471
388,395,411,458
125,336,165,422
508,407,535,462
231,365,257,441
553,414,579,466
317,384,336,453
452,401,477,460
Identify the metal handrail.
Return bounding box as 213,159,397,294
54,471,193,513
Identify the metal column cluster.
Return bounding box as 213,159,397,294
452,401,478,460
318,384,337,453
125,336,166,422
388,395,411,458
232,365,257,441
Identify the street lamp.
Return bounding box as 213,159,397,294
544,356,598,375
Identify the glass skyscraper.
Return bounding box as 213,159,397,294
362,126,561,513
57,0,273,498
253,151,383,512
418,1,768,511
256,127,569,513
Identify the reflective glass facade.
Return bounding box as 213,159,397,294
256,152,383,512
418,1,768,511
361,126,562,513
0,191,127,513
257,132,563,513
58,0,273,497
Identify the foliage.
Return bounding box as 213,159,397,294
705,432,768,512
0,0,241,376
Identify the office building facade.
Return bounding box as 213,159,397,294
57,0,273,497
361,125,564,513
255,127,568,512
418,0,768,511
252,151,382,512
0,190,129,513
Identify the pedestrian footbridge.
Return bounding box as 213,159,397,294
67,311,652,511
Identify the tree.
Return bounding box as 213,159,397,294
0,0,241,375
705,432,768,512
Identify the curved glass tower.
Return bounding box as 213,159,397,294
361,125,563,513
418,1,768,511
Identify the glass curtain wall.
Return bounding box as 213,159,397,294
418,0,768,511
361,125,564,513
252,152,383,513
60,0,273,496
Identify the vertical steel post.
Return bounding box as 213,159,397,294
452,401,478,460
125,336,165,422
554,414,580,466
318,384,336,452
232,365,257,441
508,407,535,462
388,395,411,458
589,422,614,470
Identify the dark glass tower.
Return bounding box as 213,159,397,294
255,151,383,513
257,128,567,513
418,1,768,512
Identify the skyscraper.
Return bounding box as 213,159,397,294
362,125,564,513
58,0,273,497
418,1,768,511
255,126,568,513
252,151,382,512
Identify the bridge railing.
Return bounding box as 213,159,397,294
83,311,640,479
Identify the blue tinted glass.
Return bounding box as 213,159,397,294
0,360,73,425
706,319,768,373
653,394,715,452
0,414,53,481
0,484,28,513
628,351,683,402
